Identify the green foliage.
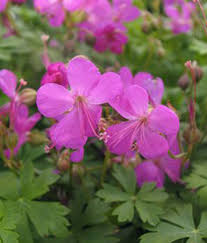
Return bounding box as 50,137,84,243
69,190,119,243
97,165,168,225
0,162,70,243
140,204,207,243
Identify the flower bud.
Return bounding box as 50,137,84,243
178,73,190,90
5,132,18,150
183,126,202,144
57,150,70,172
194,66,203,82
141,22,151,33
28,130,49,145
19,88,37,106
72,164,85,177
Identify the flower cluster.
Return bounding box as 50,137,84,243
78,0,140,54
0,69,41,157
33,0,140,54
164,0,195,34
36,56,181,187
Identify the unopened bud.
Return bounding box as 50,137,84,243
178,73,190,90
28,130,49,145
5,132,18,150
19,88,37,106
57,150,70,171
72,164,85,177
141,22,151,33
194,66,203,82
41,34,49,43
183,126,202,144
157,47,165,57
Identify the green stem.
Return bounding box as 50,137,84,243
100,150,110,186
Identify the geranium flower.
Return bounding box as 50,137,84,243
6,104,41,156
106,85,179,159
135,137,182,187
41,62,69,88
37,56,122,149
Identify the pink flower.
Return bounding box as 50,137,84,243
63,0,95,12
164,0,195,34
79,0,140,54
135,137,182,188
112,0,140,29
36,56,122,149
6,104,41,156
106,85,179,159
0,0,9,12
34,0,65,27
70,147,84,162
0,69,18,118
94,23,128,54
133,72,164,106
110,67,164,111
41,62,69,88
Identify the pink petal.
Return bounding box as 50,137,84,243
124,85,148,117
119,66,133,87
0,0,8,12
79,103,102,137
159,156,181,183
135,161,164,188
137,126,169,159
0,102,10,116
36,83,74,118
88,72,122,104
24,113,41,131
106,121,138,155
63,0,84,11
134,73,164,105
148,105,179,136
110,85,148,120
67,57,100,96
0,69,17,98
70,148,84,162
50,108,87,149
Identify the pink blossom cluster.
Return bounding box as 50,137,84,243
164,0,195,34
0,70,41,156
36,56,181,187
33,0,97,27
78,0,140,54
33,0,140,54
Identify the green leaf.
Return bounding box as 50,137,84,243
135,183,168,226
112,201,134,222
138,183,168,202
69,191,118,243
78,224,119,243
113,164,136,194
25,201,70,238
0,172,19,200
140,204,207,243
97,184,131,203
20,162,59,200
0,201,20,243
135,201,163,226
184,163,207,189
82,199,109,226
